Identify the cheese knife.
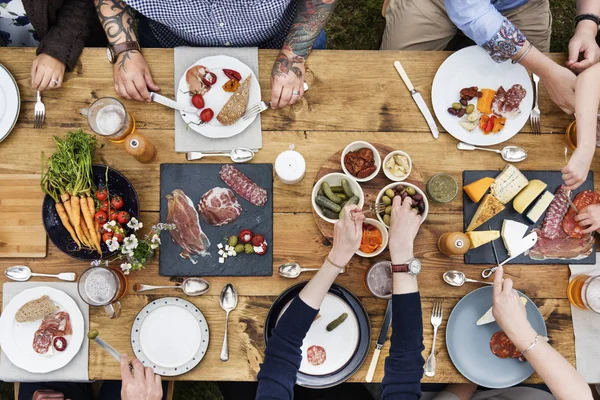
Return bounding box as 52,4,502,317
393,60,439,139
482,231,538,279
366,299,392,382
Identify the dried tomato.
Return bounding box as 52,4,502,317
223,69,242,82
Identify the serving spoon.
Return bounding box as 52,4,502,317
220,283,238,362
5,265,76,282
443,270,493,287
278,262,320,278
187,147,255,162
457,142,527,162
133,277,210,296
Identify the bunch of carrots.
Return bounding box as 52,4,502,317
41,130,103,255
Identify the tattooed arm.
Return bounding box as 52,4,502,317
94,0,159,102
270,0,338,109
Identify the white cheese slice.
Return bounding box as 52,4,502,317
219,257,225,264
477,297,528,325
225,245,230,251
218,249,224,256
501,220,529,256
491,164,529,204
217,243,223,249
526,191,555,224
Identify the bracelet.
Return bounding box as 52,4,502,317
574,13,600,28
326,256,345,270
521,334,541,356
512,41,534,64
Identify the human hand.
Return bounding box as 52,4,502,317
567,21,600,74
562,147,594,190
31,53,66,91
542,64,576,115
113,51,160,102
270,52,306,109
120,354,162,400
329,205,365,266
575,204,600,234
389,195,422,264
32,390,65,400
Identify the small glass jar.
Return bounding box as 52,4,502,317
427,173,458,203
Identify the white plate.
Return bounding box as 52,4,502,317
177,55,261,139
0,287,84,374
431,46,533,146
131,297,209,376
0,64,20,143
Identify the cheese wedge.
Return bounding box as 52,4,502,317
501,220,529,256
490,165,529,204
466,230,500,249
467,194,505,232
513,179,547,214
464,177,495,203
477,297,528,325
526,190,555,223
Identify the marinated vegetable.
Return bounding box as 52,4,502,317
379,184,426,225
359,224,382,253
322,182,343,204
344,148,377,179
326,313,348,332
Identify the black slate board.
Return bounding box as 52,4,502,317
463,170,596,265
159,163,273,277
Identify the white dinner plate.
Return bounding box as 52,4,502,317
0,287,84,373
0,64,20,143
131,297,209,376
431,46,533,146
176,55,261,139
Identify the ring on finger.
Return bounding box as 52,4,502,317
50,78,59,85
292,90,300,96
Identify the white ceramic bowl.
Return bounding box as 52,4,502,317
356,218,389,258
382,151,412,182
312,173,365,224
340,141,381,182
376,182,429,227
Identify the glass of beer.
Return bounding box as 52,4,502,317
86,97,136,143
78,266,128,319
364,261,392,299
568,274,600,313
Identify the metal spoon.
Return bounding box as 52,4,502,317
133,277,210,296
457,142,527,162
187,147,255,162
278,262,320,278
220,283,238,362
5,265,76,282
443,270,493,287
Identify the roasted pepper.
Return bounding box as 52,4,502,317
492,117,506,133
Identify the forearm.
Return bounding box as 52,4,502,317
577,0,600,16
94,0,137,46
514,41,553,75
391,250,418,294
298,257,341,309
575,63,600,151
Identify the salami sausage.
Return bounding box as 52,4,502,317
540,187,570,240
490,331,521,359
306,345,327,366
563,190,600,238
503,84,527,112
219,165,268,207
33,329,53,354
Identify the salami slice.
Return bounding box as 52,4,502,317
563,190,600,238
540,187,569,240
219,165,268,207
33,329,54,354
490,331,521,359
306,345,327,366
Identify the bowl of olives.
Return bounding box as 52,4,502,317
376,182,429,227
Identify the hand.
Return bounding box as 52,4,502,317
389,195,422,264
114,51,160,102
567,21,600,74
562,147,594,190
575,204,600,234
31,53,66,91
120,354,163,400
32,390,65,400
270,52,306,109
328,204,365,267
542,64,576,115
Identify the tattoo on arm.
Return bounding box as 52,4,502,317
94,0,138,71
272,53,305,79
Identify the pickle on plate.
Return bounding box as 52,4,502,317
322,208,340,220
339,196,360,218
341,179,354,198
326,312,348,332
330,185,344,193
316,195,342,213
322,182,343,204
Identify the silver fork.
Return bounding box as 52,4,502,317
242,101,268,121
425,299,443,377
368,203,387,215
34,91,45,129
530,73,540,135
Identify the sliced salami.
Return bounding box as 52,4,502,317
540,187,569,240
39,311,72,337
563,190,600,239
492,84,526,119
306,345,327,366
33,329,54,354
490,331,521,359
219,165,268,207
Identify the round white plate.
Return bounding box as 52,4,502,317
431,46,533,146
177,55,261,139
131,297,209,376
0,64,20,143
0,287,84,373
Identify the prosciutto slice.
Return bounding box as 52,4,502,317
198,187,242,226
166,189,210,264
39,311,72,336
528,228,594,261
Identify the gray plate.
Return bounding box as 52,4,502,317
446,286,547,389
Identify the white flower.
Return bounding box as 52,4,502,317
121,246,133,256
123,234,139,250
103,220,117,232
120,263,132,275
127,218,143,231
106,237,120,252
90,260,101,267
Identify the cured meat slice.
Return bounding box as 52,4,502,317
529,227,595,260
219,165,268,207
166,189,211,264
540,187,569,240
39,311,72,337
492,84,526,119
490,331,522,359
33,329,54,354
186,65,211,95
563,190,600,238
306,345,326,366
198,187,242,226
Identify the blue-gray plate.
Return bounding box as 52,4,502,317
445,286,547,389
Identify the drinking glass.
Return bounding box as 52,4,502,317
78,266,128,319
86,97,136,143
568,274,600,313
364,261,392,299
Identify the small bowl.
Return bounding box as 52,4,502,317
376,182,429,227
312,173,365,224
382,150,412,182
341,141,381,182
427,173,458,203
356,218,389,258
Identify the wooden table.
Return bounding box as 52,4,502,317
0,48,587,383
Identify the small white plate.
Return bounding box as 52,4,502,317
356,218,389,258
0,287,84,374
177,55,261,139
0,64,20,143
131,297,209,376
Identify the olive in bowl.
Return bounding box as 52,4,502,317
376,182,429,227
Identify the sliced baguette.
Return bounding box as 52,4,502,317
15,295,59,323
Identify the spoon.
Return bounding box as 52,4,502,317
187,147,255,162
278,262,320,278
457,142,527,162
133,277,210,296
5,265,76,282
443,270,493,287
220,283,238,362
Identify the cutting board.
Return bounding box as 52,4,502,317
159,163,273,277
0,174,47,258
463,170,595,265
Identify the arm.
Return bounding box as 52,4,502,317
120,354,163,400
270,0,338,109
568,0,600,73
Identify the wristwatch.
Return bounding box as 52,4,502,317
391,258,421,276
106,41,141,64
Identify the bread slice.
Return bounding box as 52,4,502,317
15,295,59,323
466,194,505,231
217,76,251,126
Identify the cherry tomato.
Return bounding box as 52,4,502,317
202,71,217,86
102,231,113,243
95,188,108,201
251,234,265,247
98,200,109,213
191,94,205,109
110,196,124,210
239,229,253,244
109,209,119,222
200,108,214,123
94,211,108,225
223,68,242,82
117,211,130,225
114,230,125,243
53,337,67,352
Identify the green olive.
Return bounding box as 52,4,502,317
405,186,416,196
88,329,99,340
228,236,239,247
385,206,393,215
452,102,462,110
465,104,475,114
385,189,395,198
382,195,392,205
383,214,391,226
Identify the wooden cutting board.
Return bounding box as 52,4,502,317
0,174,47,258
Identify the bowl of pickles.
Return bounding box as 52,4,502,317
376,182,429,227
312,173,365,224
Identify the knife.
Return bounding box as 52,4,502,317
366,299,392,382
393,60,439,139
150,92,197,114
481,231,538,279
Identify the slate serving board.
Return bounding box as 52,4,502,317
463,170,596,265
159,163,273,277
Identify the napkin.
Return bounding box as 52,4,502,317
0,282,89,382
569,255,600,383
174,47,262,153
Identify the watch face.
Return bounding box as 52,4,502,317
409,258,421,275
106,46,114,63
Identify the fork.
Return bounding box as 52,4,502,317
368,203,387,215
34,91,45,128
242,101,268,121
530,73,540,135
425,299,443,377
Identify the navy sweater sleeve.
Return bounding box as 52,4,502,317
382,292,425,400
256,296,318,400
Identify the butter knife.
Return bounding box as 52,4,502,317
393,60,439,139
366,299,392,382
150,92,197,114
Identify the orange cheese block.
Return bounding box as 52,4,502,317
464,177,495,203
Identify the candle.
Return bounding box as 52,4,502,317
275,146,306,185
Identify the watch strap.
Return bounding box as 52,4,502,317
110,41,140,62
574,13,600,27
391,263,409,273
